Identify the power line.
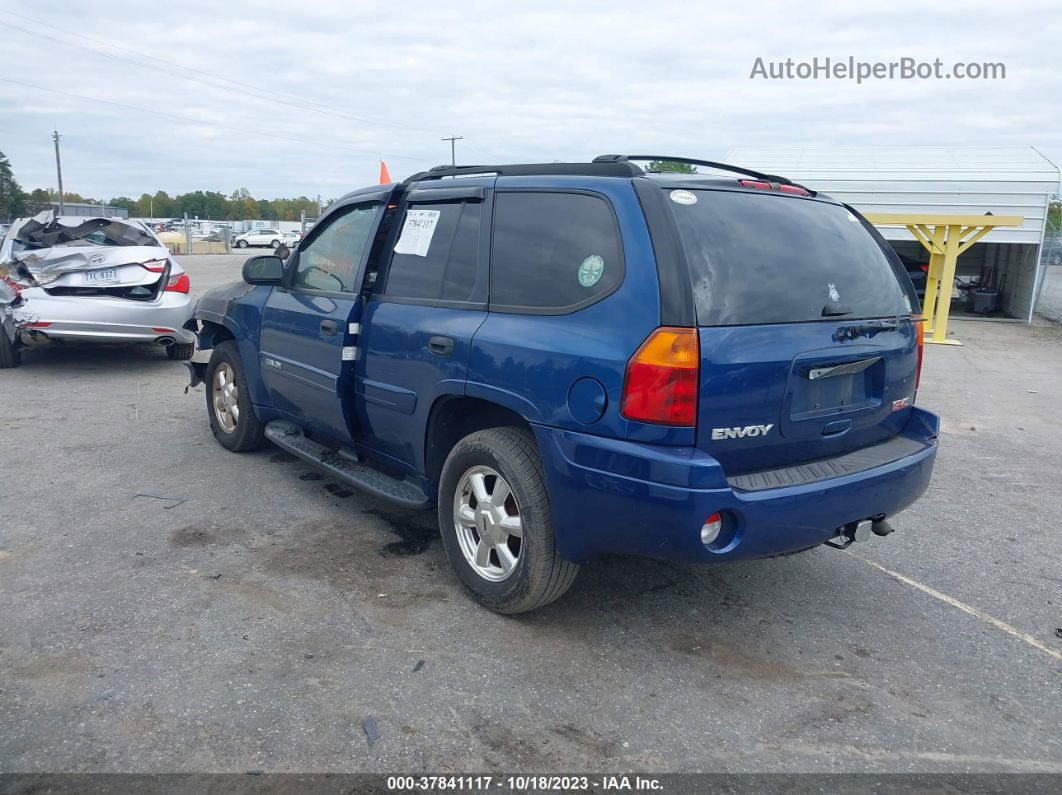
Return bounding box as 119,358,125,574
0,9,442,137
0,77,426,160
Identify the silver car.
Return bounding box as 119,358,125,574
0,212,195,369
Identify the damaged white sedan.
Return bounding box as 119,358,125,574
0,211,195,368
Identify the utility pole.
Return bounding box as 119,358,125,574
441,135,462,167
52,130,65,215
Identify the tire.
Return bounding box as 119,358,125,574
205,340,265,452
270,239,281,249
237,239,248,249
438,427,579,614
0,330,21,369
166,341,195,360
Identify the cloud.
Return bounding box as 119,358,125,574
0,0,1059,200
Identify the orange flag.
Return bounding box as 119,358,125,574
379,160,392,184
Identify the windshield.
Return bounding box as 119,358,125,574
668,189,912,326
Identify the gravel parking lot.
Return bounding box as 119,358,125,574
1,253,1060,774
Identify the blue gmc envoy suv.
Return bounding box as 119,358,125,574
186,155,939,613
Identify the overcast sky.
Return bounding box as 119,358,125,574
0,0,1059,200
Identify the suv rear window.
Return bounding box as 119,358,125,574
668,190,910,326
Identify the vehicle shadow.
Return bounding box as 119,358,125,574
12,341,184,373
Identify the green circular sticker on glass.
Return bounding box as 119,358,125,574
578,254,605,288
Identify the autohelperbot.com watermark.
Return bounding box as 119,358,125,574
750,56,1006,83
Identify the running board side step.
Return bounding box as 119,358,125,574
264,420,431,510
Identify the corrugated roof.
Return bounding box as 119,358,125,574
722,146,1059,184
717,146,1057,246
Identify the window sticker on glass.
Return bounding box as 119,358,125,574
577,254,605,287
669,189,698,205
394,209,440,257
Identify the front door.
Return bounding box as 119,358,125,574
259,198,386,444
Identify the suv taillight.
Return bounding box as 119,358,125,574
165,273,190,294
621,327,699,426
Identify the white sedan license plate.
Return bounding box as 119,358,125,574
84,267,119,283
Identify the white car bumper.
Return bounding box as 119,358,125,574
13,288,196,344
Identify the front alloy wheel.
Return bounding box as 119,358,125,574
453,465,523,581
212,362,239,433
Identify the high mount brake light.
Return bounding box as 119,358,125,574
621,327,699,426
165,273,190,294
739,179,810,197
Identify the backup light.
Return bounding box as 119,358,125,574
701,513,722,547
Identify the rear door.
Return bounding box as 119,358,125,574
665,187,919,474
259,198,386,444
355,183,491,470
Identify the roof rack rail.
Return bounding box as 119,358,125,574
402,161,644,185
592,154,808,190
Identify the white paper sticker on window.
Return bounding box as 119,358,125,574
394,209,440,257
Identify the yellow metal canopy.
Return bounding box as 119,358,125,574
863,213,1024,345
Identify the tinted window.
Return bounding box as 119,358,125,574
291,203,380,293
383,201,481,302
669,190,909,325
490,192,623,313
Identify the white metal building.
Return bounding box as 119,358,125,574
721,146,1060,321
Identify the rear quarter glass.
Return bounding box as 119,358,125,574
668,189,910,326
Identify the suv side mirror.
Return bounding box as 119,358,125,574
242,255,285,285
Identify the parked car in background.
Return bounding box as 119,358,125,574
0,211,195,368
283,230,302,246
231,228,285,249
186,155,937,613
896,252,929,298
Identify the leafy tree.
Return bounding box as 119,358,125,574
25,188,52,213
152,191,176,218
109,196,136,210
0,150,27,220
646,160,697,174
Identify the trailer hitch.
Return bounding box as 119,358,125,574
825,518,895,549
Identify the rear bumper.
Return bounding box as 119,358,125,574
533,407,939,564
11,289,195,344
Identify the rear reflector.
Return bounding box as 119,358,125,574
151,327,175,333
165,273,190,294
24,322,51,328
621,327,699,426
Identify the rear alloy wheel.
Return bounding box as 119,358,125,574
206,341,265,452
454,465,523,582
270,239,281,249
166,342,195,360
439,427,579,613
0,330,21,369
